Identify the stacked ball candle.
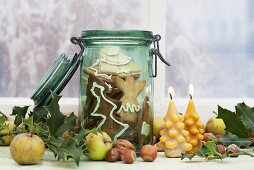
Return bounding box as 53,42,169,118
183,84,205,153
157,87,193,157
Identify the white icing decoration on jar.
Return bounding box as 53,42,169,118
100,46,131,66
100,46,120,56
103,55,131,66
89,59,112,79
117,103,141,114
90,82,129,141
105,82,112,89
116,68,130,74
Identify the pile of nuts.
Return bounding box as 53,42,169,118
106,139,157,164
203,133,241,156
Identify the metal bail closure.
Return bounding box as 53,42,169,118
31,37,84,109
151,34,170,77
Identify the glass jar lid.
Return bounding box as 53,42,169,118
31,53,80,108
31,37,84,108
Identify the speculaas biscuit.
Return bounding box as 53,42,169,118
83,74,133,141
84,62,141,79
114,75,146,122
106,88,123,100
137,96,153,146
84,68,115,84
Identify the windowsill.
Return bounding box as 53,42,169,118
1,97,254,123
0,146,254,170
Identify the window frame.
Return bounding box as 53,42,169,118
148,0,167,114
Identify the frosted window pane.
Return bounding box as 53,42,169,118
0,0,147,97
165,0,254,98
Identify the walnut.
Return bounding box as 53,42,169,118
112,139,136,155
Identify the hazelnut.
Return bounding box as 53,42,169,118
113,139,136,155
140,145,157,162
227,144,240,156
202,133,215,142
106,148,120,162
249,134,254,138
214,134,222,139
216,144,226,154
61,131,74,139
122,149,136,164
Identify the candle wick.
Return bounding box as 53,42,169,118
169,94,172,100
189,94,192,99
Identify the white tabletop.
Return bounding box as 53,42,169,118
1,146,254,170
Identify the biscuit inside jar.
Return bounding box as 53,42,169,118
82,46,152,148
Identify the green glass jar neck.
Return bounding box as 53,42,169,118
81,30,153,46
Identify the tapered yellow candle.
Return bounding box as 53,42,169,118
184,84,204,153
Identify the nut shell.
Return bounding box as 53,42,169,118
113,139,136,155
106,148,120,162
227,144,240,154
140,145,157,162
216,144,226,154
122,149,136,164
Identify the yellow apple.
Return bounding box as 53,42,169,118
206,116,226,136
0,120,15,145
85,132,112,160
10,133,45,165
153,117,164,137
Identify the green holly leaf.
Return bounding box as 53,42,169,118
0,115,7,142
58,137,84,166
72,128,93,148
46,136,64,157
219,133,252,147
204,140,220,154
34,122,45,135
0,115,6,125
235,102,254,134
181,153,195,160
24,116,34,133
0,138,4,143
11,106,29,127
198,140,223,160
49,136,64,148
55,113,77,137
46,131,87,166
29,107,48,123
44,92,66,136
182,140,223,161
195,146,209,157
217,105,248,138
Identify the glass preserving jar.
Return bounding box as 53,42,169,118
78,30,169,151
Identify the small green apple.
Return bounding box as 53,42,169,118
85,132,112,160
10,133,45,165
206,116,226,136
0,120,15,145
